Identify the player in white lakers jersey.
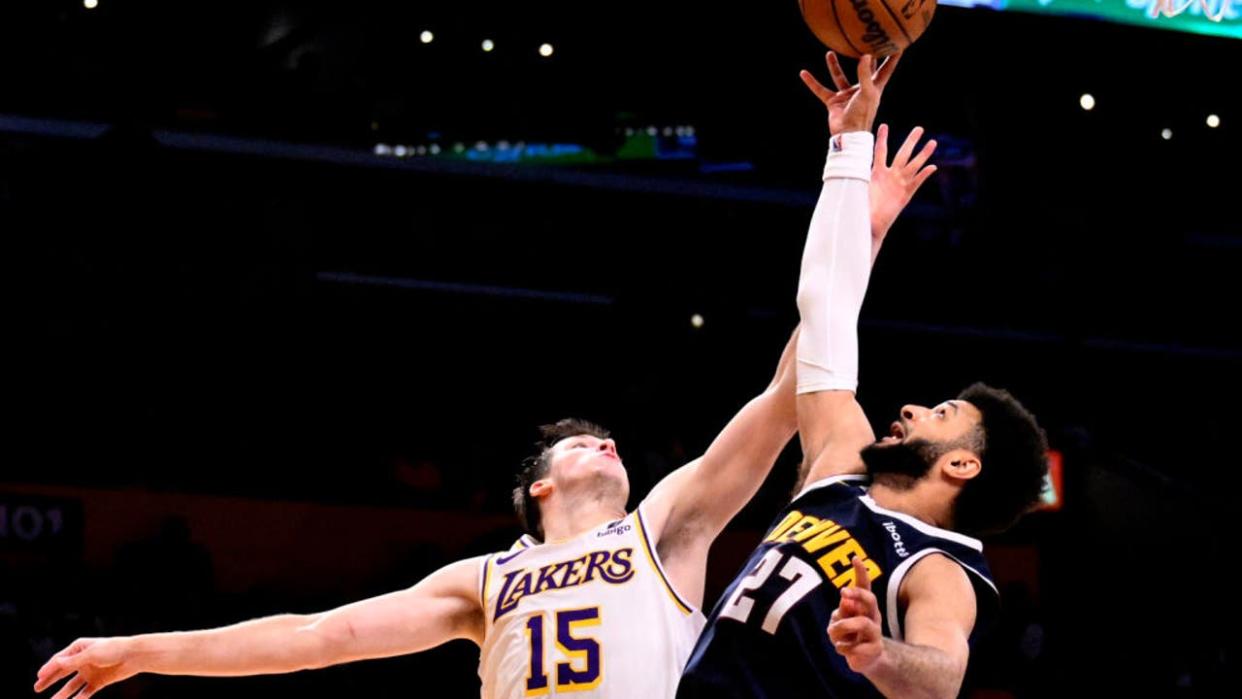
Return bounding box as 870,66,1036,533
477,496,702,697
34,127,936,699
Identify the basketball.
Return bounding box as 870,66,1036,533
799,0,937,58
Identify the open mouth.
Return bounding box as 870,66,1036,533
878,421,906,444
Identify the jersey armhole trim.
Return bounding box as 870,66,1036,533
479,554,494,617
634,503,697,617
884,548,999,642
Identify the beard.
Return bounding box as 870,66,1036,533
860,438,942,490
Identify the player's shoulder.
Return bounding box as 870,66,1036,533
902,550,975,594
480,532,542,573
499,532,540,553
508,533,542,552
896,547,1001,642
855,493,987,557
866,509,999,625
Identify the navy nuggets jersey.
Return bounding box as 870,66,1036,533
678,475,999,698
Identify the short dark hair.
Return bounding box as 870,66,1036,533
952,383,1050,536
512,418,611,538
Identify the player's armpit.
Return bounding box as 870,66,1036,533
797,389,875,482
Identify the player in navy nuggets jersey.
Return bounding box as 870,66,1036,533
680,52,1050,699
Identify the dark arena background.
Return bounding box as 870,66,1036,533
3,1,1239,697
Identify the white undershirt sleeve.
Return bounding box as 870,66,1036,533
795,131,875,395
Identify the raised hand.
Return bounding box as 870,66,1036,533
800,51,901,136
870,123,938,242
827,557,885,673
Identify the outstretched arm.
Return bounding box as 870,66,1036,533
794,52,923,483
644,119,940,548
640,58,939,604
643,327,802,557
36,556,485,699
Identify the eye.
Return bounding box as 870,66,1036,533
936,409,946,418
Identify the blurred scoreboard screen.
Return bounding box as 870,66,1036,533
941,0,1242,39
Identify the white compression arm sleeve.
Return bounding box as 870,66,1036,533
795,131,875,395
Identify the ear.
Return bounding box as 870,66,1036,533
938,448,981,482
530,479,554,500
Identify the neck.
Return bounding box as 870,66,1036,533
540,495,627,543
867,478,956,530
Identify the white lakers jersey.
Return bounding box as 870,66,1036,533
478,502,705,698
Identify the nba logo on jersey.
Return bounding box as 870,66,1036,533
830,135,845,152
477,505,704,698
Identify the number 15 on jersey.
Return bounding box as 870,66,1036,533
525,607,602,695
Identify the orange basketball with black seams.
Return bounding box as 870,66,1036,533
799,0,937,58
